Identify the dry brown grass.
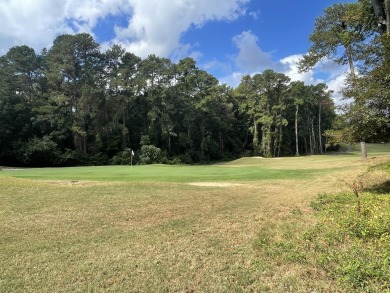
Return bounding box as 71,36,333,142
1,155,387,292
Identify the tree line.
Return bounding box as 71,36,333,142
0,33,335,166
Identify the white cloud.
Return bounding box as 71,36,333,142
248,10,260,20
279,54,320,84
326,71,349,105
0,0,248,57
111,0,249,58
280,55,350,105
170,43,203,63
0,1,351,106
0,0,70,53
0,0,130,54
299,59,350,105
215,30,350,105
219,71,245,87
232,30,276,72
63,0,130,28
217,30,285,87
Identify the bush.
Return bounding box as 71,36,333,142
110,149,134,165
79,152,109,166
139,145,162,164
15,136,61,166
169,156,183,165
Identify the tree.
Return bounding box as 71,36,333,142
46,33,103,157
0,46,43,164
324,0,390,156
299,1,374,159
289,81,306,156
371,0,390,34
138,54,177,154
100,45,142,154
235,74,263,155
236,70,292,157
172,57,200,159
0,33,336,166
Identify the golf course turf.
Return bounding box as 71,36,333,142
1,144,389,292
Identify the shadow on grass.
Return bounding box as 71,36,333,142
365,180,390,194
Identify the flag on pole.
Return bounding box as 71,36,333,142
131,150,134,156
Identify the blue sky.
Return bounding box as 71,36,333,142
0,0,355,102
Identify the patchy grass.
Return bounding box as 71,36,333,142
251,151,390,293
305,191,390,292
1,145,390,292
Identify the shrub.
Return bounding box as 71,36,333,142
15,136,61,166
110,148,133,165
79,152,109,166
139,145,162,164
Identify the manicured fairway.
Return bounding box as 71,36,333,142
3,143,388,183
0,155,360,182
0,163,330,182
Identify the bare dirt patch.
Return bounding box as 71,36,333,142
41,180,116,186
188,182,247,187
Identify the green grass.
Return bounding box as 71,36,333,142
0,155,362,182
307,191,390,292
2,143,388,183
1,143,390,292
0,163,329,182
341,142,390,157
355,142,390,155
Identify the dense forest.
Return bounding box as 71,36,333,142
2,0,390,166
0,33,335,166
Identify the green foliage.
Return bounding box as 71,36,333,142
300,0,390,155
139,144,162,164
249,156,390,292
78,152,109,166
110,148,133,165
15,136,60,166
309,192,390,291
235,71,334,157
0,33,336,166
140,135,151,146
254,187,390,292
299,1,373,72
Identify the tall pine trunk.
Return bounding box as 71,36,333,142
277,116,283,157
200,121,205,157
295,104,299,156
311,120,317,154
318,102,323,155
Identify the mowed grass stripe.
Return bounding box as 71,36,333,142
1,158,350,182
